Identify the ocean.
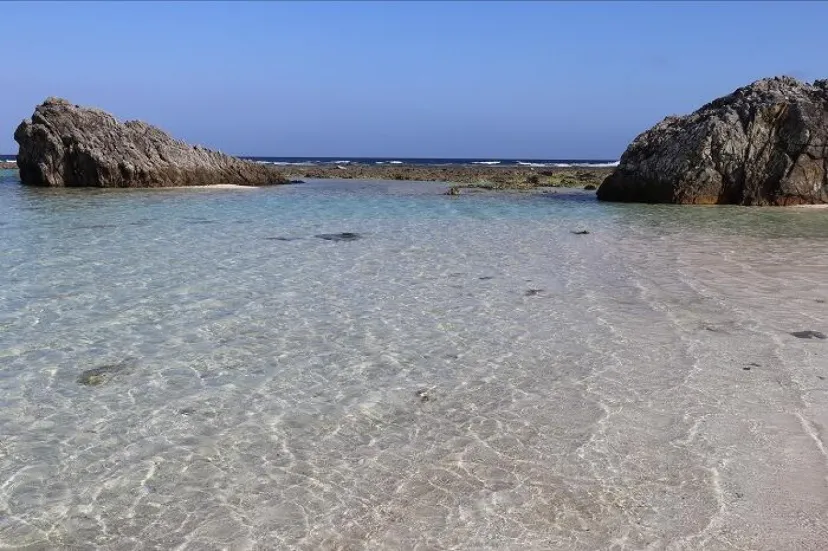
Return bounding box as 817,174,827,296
1,168,826,549
0,154,619,169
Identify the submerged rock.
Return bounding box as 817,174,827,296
415,388,433,403
316,232,362,241
14,98,287,188
598,76,828,205
791,330,827,339
77,359,134,386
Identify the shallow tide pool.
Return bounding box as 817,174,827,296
1,172,827,549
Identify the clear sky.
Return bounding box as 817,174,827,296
1,1,826,159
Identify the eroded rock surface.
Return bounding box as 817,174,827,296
598,77,828,205
14,98,286,188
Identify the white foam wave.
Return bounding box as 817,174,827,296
255,161,315,166
472,161,501,165
517,161,620,168
388,161,403,164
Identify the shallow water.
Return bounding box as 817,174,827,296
1,171,827,550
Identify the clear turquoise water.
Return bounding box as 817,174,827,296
1,170,827,549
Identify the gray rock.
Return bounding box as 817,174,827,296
598,76,828,205
14,98,287,188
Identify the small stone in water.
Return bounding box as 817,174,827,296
316,232,362,241
77,360,133,386
416,389,432,402
791,330,827,339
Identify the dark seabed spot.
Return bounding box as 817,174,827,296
416,388,433,403
265,237,302,241
816,299,826,304
186,219,217,225
791,330,827,340
571,230,590,235
316,232,362,241
72,224,119,230
525,289,544,297
478,276,494,281
77,359,135,386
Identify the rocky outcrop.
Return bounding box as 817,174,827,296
597,77,828,205
14,98,286,187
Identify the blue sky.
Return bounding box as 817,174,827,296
1,1,826,158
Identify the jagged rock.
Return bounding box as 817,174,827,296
598,77,828,205
14,97,287,188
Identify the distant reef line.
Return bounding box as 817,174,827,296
281,163,611,190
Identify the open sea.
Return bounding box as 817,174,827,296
0,167,827,549
0,155,618,169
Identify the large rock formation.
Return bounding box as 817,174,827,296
597,77,828,205
14,98,286,187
